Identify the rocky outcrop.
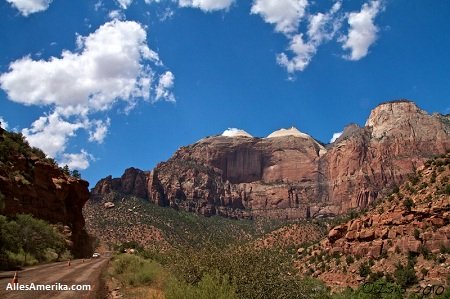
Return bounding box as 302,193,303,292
92,100,450,219
0,130,92,257
91,167,148,199
297,153,450,289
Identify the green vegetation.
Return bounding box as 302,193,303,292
110,254,163,287
166,271,237,299
0,214,70,270
359,261,372,278
403,198,414,212
0,129,82,179
394,260,417,288
332,278,405,299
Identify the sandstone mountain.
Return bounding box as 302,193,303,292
297,152,450,290
0,127,92,257
92,100,450,219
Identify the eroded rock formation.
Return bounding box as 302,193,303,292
91,100,450,219
0,129,92,257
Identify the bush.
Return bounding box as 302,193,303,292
166,246,330,299
358,262,372,278
403,198,414,212
332,278,404,299
165,271,237,299
110,254,162,287
394,262,417,288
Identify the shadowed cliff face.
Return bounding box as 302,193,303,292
91,100,450,219
0,129,92,257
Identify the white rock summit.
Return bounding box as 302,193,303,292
221,128,253,138
266,127,310,139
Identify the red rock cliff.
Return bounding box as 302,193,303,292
92,100,450,219
0,129,92,257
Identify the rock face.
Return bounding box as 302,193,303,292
92,100,450,219
298,153,450,289
92,167,148,200
0,129,92,257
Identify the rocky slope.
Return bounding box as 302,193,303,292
92,100,450,219
297,152,450,290
0,127,92,257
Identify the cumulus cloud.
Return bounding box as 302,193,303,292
0,117,9,130
251,0,308,35
252,0,384,74
179,0,234,12
330,131,343,143
341,0,382,60
6,0,52,16
59,150,93,170
21,112,85,158
155,71,175,102
0,20,162,114
276,1,342,74
0,20,174,169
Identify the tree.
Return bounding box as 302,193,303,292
62,165,70,176
15,214,65,263
71,169,81,178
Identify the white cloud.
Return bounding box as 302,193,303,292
88,118,110,143
6,0,52,16
0,117,9,130
330,131,343,143
251,0,308,35
59,150,93,170
277,33,316,73
108,10,125,20
1,20,174,169
156,71,175,102
307,1,342,44
116,0,133,9
179,0,234,12
21,112,85,158
0,20,162,114
341,0,382,61
277,1,342,74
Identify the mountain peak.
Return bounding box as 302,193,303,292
266,126,310,139
221,128,253,138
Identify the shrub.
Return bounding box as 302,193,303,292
110,254,162,287
358,262,372,278
394,262,417,288
413,229,420,240
165,271,237,299
403,198,414,212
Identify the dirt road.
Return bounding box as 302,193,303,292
0,257,110,299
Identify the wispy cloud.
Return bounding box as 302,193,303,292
178,0,234,12
252,0,384,75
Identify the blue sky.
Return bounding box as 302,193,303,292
0,0,449,186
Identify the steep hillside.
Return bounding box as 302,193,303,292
0,127,92,257
297,152,450,291
84,192,325,251
92,100,450,220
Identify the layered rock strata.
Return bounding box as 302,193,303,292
92,100,450,219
